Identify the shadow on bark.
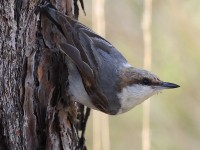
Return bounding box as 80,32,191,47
0,0,89,149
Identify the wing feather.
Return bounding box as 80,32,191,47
38,3,110,113
59,43,95,83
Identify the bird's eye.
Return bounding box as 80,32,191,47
142,78,150,85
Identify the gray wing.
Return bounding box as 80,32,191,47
39,3,127,114
63,20,128,114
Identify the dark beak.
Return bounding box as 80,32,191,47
161,82,180,89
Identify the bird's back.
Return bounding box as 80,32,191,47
73,23,129,114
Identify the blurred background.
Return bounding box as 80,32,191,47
79,0,200,150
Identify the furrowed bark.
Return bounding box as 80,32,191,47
0,0,88,149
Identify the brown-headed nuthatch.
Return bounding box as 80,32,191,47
38,2,179,115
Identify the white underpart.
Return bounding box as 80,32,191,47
117,84,156,114
67,59,96,109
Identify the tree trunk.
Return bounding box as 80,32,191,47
0,0,88,149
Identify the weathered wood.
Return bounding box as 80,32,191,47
0,0,88,149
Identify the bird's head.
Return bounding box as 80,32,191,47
117,66,180,114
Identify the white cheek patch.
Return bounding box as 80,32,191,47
117,85,155,114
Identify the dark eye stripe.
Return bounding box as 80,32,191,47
142,78,150,85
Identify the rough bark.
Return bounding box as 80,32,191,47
0,0,88,150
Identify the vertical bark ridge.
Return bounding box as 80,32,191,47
0,0,88,149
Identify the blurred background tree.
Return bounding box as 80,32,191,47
79,0,200,150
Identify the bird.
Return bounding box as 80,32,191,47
37,2,180,115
